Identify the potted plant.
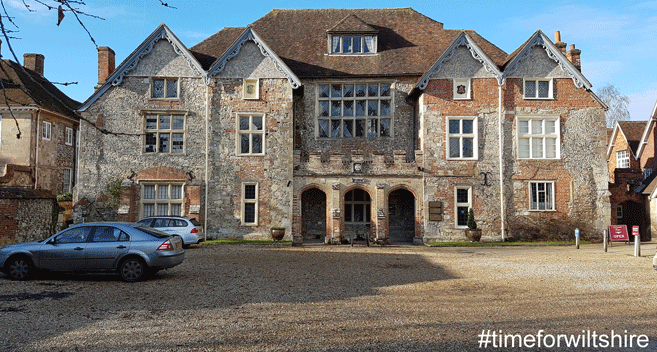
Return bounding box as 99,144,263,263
465,208,482,242
270,227,286,241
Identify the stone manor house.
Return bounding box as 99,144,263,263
76,8,610,244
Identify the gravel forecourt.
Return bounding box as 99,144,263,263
1,242,657,351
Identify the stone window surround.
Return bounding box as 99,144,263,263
453,78,471,100
149,77,179,100
242,182,259,226
344,188,371,224
65,127,74,146
316,81,394,139
454,186,472,229
516,115,560,159
616,150,629,169
139,182,185,218
328,34,377,55
42,121,51,141
236,113,265,156
523,78,553,99
528,181,555,211
446,116,478,160
141,109,188,155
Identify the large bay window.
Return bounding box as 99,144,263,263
141,183,184,217
517,116,560,159
317,82,392,138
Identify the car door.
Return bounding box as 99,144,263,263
84,226,131,271
38,226,92,271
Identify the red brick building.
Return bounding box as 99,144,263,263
77,8,609,243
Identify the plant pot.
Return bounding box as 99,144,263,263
270,228,285,241
465,229,482,242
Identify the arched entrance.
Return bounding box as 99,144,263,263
618,200,648,241
344,188,371,240
388,189,415,243
301,188,327,242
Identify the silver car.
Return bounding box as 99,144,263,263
137,216,203,248
0,222,184,282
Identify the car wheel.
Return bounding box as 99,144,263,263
6,256,32,281
119,258,146,282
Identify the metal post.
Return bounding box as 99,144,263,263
634,235,641,257
603,229,608,253
575,228,580,249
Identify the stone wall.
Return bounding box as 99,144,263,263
0,188,55,243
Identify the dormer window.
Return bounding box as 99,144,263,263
327,14,378,55
331,35,376,54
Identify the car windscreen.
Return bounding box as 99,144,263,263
135,225,171,238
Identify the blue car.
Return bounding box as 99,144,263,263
0,222,184,282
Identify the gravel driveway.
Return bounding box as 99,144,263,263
1,242,656,351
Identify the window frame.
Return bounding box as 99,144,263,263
316,82,393,139
243,78,259,100
616,150,630,169
329,34,377,55
65,127,74,146
142,111,187,155
528,181,555,211
453,78,471,100
344,189,372,225
150,77,179,99
516,116,561,159
454,186,472,229
644,168,653,179
523,78,553,99
237,113,265,156
63,168,72,193
140,183,185,218
616,204,623,219
447,116,478,160
42,121,51,141
241,182,259,226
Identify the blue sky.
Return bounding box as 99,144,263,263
6,0,657,119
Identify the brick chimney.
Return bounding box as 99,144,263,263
96,46,115,89
566,44,582,72
23,53,44,76
554,31,567,54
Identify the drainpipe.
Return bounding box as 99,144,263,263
498,84,506,240
34,109,40,189
204,84,210,242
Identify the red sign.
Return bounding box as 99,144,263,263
609,225,629,241
632,226,640,237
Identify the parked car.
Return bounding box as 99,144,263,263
0,222,184,282
137,216,203,248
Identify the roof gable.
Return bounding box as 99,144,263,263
416,31,502,89
80,23,205,111
607,120,647,159
206,28,301,88
636,99,657,158
502,30,590,89
328,14,378,33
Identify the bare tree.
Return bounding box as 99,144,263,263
597,84,631,128
0,0,175,139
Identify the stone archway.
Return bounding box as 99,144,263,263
301,188,327,243
388,188,415,243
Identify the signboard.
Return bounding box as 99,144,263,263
609,225,629,241
632,226,640,237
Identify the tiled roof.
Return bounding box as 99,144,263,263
190,8,508,78
0,59,80,118
618,121,647,155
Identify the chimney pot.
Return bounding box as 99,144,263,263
570,44,576,50
555,31,561,43
96,46,115,89
23,53,45,76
